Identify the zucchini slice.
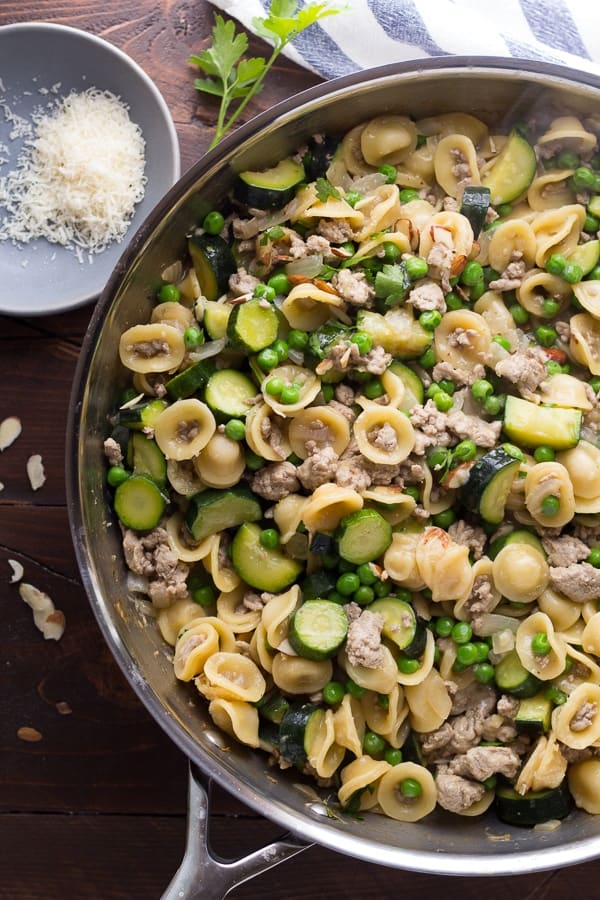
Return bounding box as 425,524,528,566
309,532,336,556
303,135,340,181
165,359,216,400
188,232,236,301
234,157,305,210
459,185,491,236
259,692,291,725
388,361,424,412
185,487,262,542
301,569,338,601
204,369,257,419
231,522,303,592
127,432,167,487
481,130,537,206
503,395,582,450
567,239,600,276
203,300,232,339
113,474,167,531
226,299,279,353
495,781,572,826
119,399,168,431
488,528,545,560
289,600,349,661
337,508,393,565
495,649,543,699
460,447,520,525
279,701,323,764
515,693,553,735
369,597,426,658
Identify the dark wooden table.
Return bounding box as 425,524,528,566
2,2,600,897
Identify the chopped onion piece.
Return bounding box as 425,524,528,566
285,254,323,278
8,559,24,583
351,172,387,193
491,627,517,655
476,613,520,638
160,260,184,283
188,337,227,361
126,572,149,595
288,349,305,366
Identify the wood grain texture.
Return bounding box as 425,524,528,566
3,2,600,898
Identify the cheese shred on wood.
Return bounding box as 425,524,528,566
0,88,146,254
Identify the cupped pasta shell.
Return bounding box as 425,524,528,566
537,115,597,155
515,734,567,795
204,534,240,593
434,309,492,369
527,169,576,212
488,219,537,272
361,684,404,739
201,651,266,703
376,762,437,822
261,585,301,651
538,586,581,633
415,526,474,602
301,482,363,533
153,398,216,460
216,586,261,635
383,530,426,590
302,196,364,228
552,681,600,749
341,644,398,694
151,300,195,333
415,112,488,147
208,698,260,748
165,512,214,563
433,133,481,198
271,652,333,694
262,364,321,416
341,123,376,176
404,668,452,733
174,620,221,681
281,284,345,331
531,204,585,267
570,312,600,375
338,756,392,810
119,323,185,373
353,184,403,243
288,405,350,459
360,115,418,167
568,759,600,814
193,433,245,488
353,406,415,465
166,458,206,496
245,403,291,462
273,493,309,543
352,230,411,263
492,543,549,603
558,441,600,499
362,486,416,525
396,629,436,686
573,280,600,320
307,708,346,778
516,268,572,317
333,693,366,758
524,461,576,528
419,210,474,261
582,611,600,657
540,374,593,411
157,599,207,647
515,610,567,680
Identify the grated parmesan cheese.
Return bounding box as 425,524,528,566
0,88,146,255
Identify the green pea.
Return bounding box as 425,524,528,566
471,379,494,402
541,494,561,517
590,378,600,394
474,662,495,684
402,485,421,502
338,558,356,573
399,188,420,203
344,190,362,207
419,310,442,331
482,775,497,791
158,283,180,303
357,563,378,586
288,329,309,351
473,641,490,662
533,445,556,463
225,419,245,441
545,686,567,706
346,679,365,699
351,331,373,355
589,264,600,282
192,585,216,607
259,528,280,549
432,508,456,529
546,253,567,276
336,572,361,596
321,383,335,403
184,326,204,349
364,378,385,400
445,291,464,310
587,548,600,568
271,339,289,362
509,303,529,325
256,347,279,372
536,324,558,347
385,748,403,766
427,445,450,470
502,442,526,462
531,631,551,655
556,150,580,169
469,280,486,301
546,360,563,375
572,166,595,189
492,334,511,351
327,590,345,604
483,266,501,285
107,465,129,487
280,384,300,405
540,298,561,318
483,394,504,416
496,202,513,217
437,378,455,396
382,241,402,261
397,657,420,674
453,439,477,462
451,621,473,644
456,642,479,666
265,377,284,397
460,260,484,286
405,256,429,280
202,210,225,234
435,616,455,638
363,730,387,755
395,589,413,604
245,449,265,471
323,681,345,705
434,391,453,412
418,346,436,368
399,778,422,799
353,585,375,606
584,213,600,233
426,383,441,400
374,580,392,598
267,272,291,295
562,262,584,284
378,164,397,184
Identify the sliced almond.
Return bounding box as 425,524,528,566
17,726,43,742
26,454,46,490
19,582,65,640
56,701,72,716
8,559,24,583
0,416,22,451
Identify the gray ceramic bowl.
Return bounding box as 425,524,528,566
0,22,180,316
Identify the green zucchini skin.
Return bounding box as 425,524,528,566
515,693,553,735
503,395,582,450
234,157,305,210
113,474,167,531
460,447,520,525
481,130,537,206
301,569,338,601
303,136,340,181
494,649,543,699
165,360,216,400
488,528,545,560
288,600,349,661
459,186,491,236
495,780,572,826
204,369,257,419
279,701,322,764
231,522,303,592
337,508,393,565
369,597,426,658
188,232,236,301
226,299,279,354
119,399,168,431
127,432,167,487
185,487,262,542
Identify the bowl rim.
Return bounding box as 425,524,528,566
0,20,181,317
68,56,600,876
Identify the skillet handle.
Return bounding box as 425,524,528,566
161,762,311,900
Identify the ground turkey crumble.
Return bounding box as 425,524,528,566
344,602,384,668
549,563,600,602
122,526,189,607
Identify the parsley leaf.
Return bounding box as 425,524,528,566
190,4,345,149
315,177,341,202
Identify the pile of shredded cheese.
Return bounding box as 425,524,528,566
0,88,147,256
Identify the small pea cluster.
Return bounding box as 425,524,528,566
322,557,394,607
433,616,494,683
187,571,218,607
426,439,478,478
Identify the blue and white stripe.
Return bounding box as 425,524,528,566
210,0,600,79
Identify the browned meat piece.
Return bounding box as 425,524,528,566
494,345,548,397
448,519,487,560
297,442,339,491
331,269,374,307
435,765,486,813
549,562,600,602
541,535,590,567
345,608,384,669
250,461,299,501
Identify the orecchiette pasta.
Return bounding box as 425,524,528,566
376,762,437,822
119,323,185,373
153,398,216,460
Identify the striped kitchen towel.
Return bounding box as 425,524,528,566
210,0,600,79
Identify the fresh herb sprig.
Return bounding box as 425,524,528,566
189,1,343,149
